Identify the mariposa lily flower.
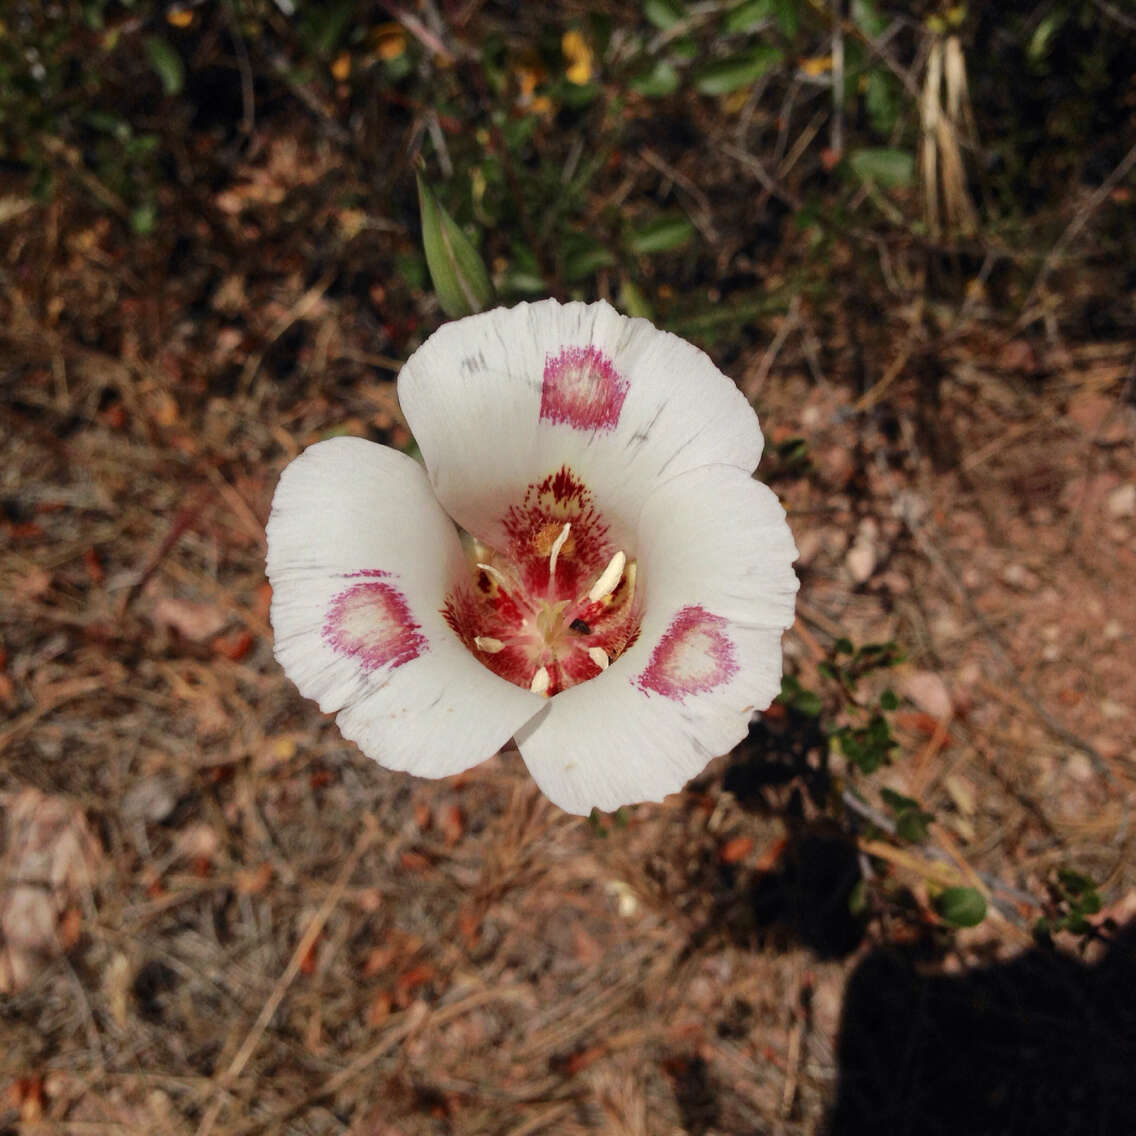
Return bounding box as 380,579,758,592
266,299,798,815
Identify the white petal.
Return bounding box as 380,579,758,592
266,436,542,778
637,464,799,633
397,299,762,546
514,465,798,814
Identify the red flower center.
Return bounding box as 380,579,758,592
443,466,641,697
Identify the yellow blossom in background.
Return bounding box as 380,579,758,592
330,52,351,81
723,89,750,114
372,23,407,61
562,30,592,85
166,8,194,28
513,56,554,116
801,55,832,77
515,63,543,98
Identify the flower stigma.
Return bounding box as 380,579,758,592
443,466,641,698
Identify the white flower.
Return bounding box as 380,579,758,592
266,299,798,814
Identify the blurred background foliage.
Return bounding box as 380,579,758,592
3,0,1134,365
4,3,1133,934
1,4,1135,1127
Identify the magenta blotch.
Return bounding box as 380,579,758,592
539,346,629,432
322,579,426,672
636,605,738,701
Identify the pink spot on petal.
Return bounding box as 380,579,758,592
540,346,629,432
323,580,426,672
636,605,738,702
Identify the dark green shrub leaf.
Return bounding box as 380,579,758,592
773,0,800,37
723,0,773,34
1057,868,1095,896
794,689,823,717
935,886,987,928
629,59,681,97
694,46,782,95
144,36,184,96
627,214,695,253
880,788,917,812
849,148,915,189
561,237,616,282
895,809,930,843
644,0,686,30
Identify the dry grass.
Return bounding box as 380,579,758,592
3,24,1136,1130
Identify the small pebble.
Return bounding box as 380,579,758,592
1107,482,1135,519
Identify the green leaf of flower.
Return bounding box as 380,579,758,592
417,174,495,319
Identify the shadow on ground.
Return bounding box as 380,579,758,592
827,920,1136,1136
710,710,866,960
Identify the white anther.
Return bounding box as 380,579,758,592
530,666,551,695
477,562,510,590
587,550,626,604
547,522,571,581
587,646,610,671
474,636,505,654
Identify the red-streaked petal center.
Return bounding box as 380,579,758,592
443,465,640,696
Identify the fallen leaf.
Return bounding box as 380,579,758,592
367,990,393,1026
399,851,431,873
236,863,273,895
83,547,105,584
0,790,102,993
395,962,435,1002
58,906,82,950
899,670,953,720
458,904,481,949
299,936,320,976
212,628,254,661
440,804,464,846
719,835,754,864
